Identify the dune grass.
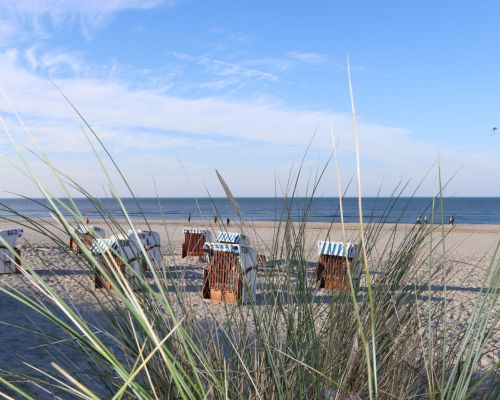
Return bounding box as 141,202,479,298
0,87,498,399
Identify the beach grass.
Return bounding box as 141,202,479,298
0,89,498,399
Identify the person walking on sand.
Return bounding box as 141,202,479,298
449,215,455,226
424,215,428,224
214,215,218,224
416,215,421,224
227,218,230,227
188,213,191,223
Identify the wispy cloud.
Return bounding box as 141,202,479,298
199,57,278,82
165,52,280,91
0,0,175,43
288,51,328,64
0,49,498,196
24,47,86,75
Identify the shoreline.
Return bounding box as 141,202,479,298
2,217,500,233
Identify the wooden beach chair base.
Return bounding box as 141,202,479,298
95,257,125,290
70,236,93,254
202,273,241,303
316,255,350,291
69,237,78,253
95,271,113,290
209,288,239,303
202,251,242,303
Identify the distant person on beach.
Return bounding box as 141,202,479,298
227,218,230,226
449,215,455,226
214,215,218,223
424,215,428,224
416,215,421,224
188,213,191,223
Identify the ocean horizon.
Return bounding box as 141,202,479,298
0,197,498,225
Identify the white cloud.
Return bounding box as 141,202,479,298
0,0,175,44
0,0,171,21
0,49,498,197
165,52,280,90
242,57,292,72
199,58,278,82
288,51,328,64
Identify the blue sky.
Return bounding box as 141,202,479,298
0,0,498,197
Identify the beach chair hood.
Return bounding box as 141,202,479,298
0,229,23,247
318,241,357,259
184,228,212,242
216,231,250,246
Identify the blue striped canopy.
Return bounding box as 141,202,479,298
217,231,241,244
318,241,356,258
204,242,240,255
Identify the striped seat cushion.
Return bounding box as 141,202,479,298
204,242,240,255
184,228,209,234
91,238,117,255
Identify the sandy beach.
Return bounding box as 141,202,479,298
0,219,498,390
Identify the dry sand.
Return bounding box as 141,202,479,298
0,219,498,386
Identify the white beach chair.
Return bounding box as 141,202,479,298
127,229,162,270
315,241,359,291
91,234,144,290
202,231,257,304
0,229,23,274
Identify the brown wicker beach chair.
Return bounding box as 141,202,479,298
315,241,359,291
202,232,257,304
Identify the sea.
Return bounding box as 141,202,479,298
0,197,499,225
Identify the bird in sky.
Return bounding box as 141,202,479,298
492,127,497,135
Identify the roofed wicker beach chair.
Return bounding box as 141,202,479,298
182,228,212,259
0,229,23,274
69,223,107,254
315,240,360,291
202,231,257,304
91,234,145,290
127,229,162,271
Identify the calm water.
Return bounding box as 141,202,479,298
0,197,498,225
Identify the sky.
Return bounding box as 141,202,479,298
0,0,498,198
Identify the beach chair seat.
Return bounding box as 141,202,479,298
92,235,144,290
202,232,257,304
70,224,106,253
315,241,359,291
182,228,212,258
0,229,23,274
127,229,162,271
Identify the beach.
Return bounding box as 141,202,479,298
0,219,498,391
